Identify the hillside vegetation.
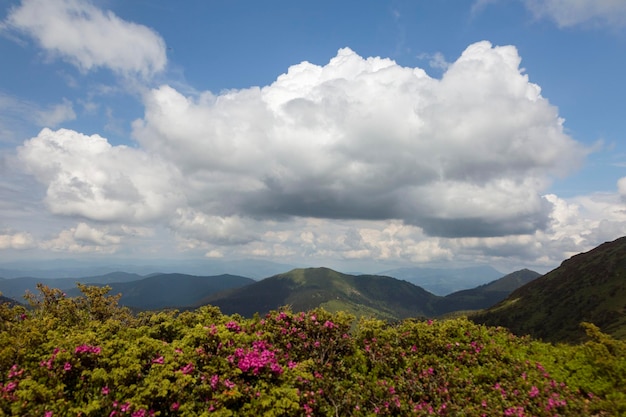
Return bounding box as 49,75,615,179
472,236,626,343
1,284,625,416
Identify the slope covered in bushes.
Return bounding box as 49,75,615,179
1,284,625,416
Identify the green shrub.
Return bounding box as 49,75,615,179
0,285,623,415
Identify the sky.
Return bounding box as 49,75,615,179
0,0,625,274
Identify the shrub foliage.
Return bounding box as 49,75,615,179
1,285,625,416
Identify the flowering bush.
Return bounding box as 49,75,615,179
0,284,624,415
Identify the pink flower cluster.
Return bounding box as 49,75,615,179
74,344,102,355
225,321,242,333
39,348,62,370
229,340,284,375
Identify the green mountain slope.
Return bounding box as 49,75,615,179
471,237,626,343
202,267,440,319
436,269,541,315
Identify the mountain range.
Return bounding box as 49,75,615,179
1,266,533,318
201,267,539,320
3,236,626,343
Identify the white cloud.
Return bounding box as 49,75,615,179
134,42,586,238
42,224,119,253
4,0,167,78
417,52,451,70
618,177,626,200
171,209,258,245
73,222,121,246
0,231,35,250
34,98,76,127
11,42,622,271
17,128,185,223
0,93,76,143
524,0,626,28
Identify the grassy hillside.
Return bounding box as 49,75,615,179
472,236,626,343
202,267,440,319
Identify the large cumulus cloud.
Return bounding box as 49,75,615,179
131,42,586,237
18,128,185,222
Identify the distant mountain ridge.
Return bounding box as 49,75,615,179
0,258,293,280
0,272,144,301
0,272,254,309
471,236,626,342
1,265,537,317
379,265,504,295
435,269,541,315
67,273,255,311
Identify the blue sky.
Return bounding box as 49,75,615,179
0,0,625,274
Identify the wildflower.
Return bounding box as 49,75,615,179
8,365,23,379
152,356,165,365
102,386,110,396
210,374,219,389
225,321,242,332
529,385,540,398
75,344,101,355
63,362,72,371
180,362,194,375
171,403,180,411
44,412,53,417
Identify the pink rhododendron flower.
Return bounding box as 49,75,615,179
529,385,539,398
180,362,194,375
75,344,101,355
